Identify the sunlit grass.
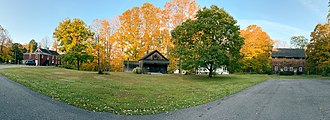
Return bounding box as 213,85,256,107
0,67,268,115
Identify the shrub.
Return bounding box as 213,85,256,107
80,62,97,71
132,67,142,74
321,64,330,76
58,64,75,69
280,71,294,75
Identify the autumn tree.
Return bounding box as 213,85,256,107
0,25,13,63
53,18,94,70
28,39,38,53
164,0,200,30
91,19,104,74
290,36,308,49
100,18,121,72
164,0,200,71
171,5,244,77
306,22,330,75
118,3,165,60
109,17,126,72
239,25,273,73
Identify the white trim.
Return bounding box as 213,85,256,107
284,67,288,71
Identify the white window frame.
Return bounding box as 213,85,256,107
290,67,293,71
299,67,303,72
284,67,288,71
275,66,278,71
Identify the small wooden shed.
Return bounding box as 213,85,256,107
124,50,169,74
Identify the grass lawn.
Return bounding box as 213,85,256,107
0,67,269,115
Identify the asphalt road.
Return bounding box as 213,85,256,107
1,65,330,120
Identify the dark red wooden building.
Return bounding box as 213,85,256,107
23,48,61,66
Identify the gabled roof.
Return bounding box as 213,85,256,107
139,50,169,61
49,50,59,56
37,48,60,56
272,48,306,58
39,48,49,54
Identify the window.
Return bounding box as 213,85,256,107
274,66,278,71
299,67,303,72
284,67,288,71
290,67,293,71
41,55,44,59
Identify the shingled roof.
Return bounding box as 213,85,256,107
139,50,169,61
272,48,306,58
38,48,60,56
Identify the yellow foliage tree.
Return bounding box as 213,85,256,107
164,0,200,72
240,25,273,73
307,22,330,75
118,3,166,60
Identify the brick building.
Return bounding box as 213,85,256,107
23,48,61,66
271,48,306,75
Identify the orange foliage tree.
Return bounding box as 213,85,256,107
306,22,330,75
118,3,166,60
164,0,200,72
239,25,273,73
80,1,201,72
85,18,124,72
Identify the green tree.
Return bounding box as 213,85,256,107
290,36,308,49
171,5,244,77
306,22,330,75
28,39,38,53
53,18,94,70
11,43,27,64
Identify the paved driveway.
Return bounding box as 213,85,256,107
1,65,330,120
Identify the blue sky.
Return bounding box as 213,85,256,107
0,0,328,47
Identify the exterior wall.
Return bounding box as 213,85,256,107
123,61,139,72
23,53,61,66
272,57,306,74
23,53,36,61
49,56,61,66
142,64,168,74
123,60,169,74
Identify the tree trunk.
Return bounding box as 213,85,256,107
208,63,213,77
0,39,4,63
77,60,80,71
97,48,102,74
97,36,102,74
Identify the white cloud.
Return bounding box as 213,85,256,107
296,0,327,18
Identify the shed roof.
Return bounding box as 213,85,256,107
139,50,169,61
272,48,306,58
